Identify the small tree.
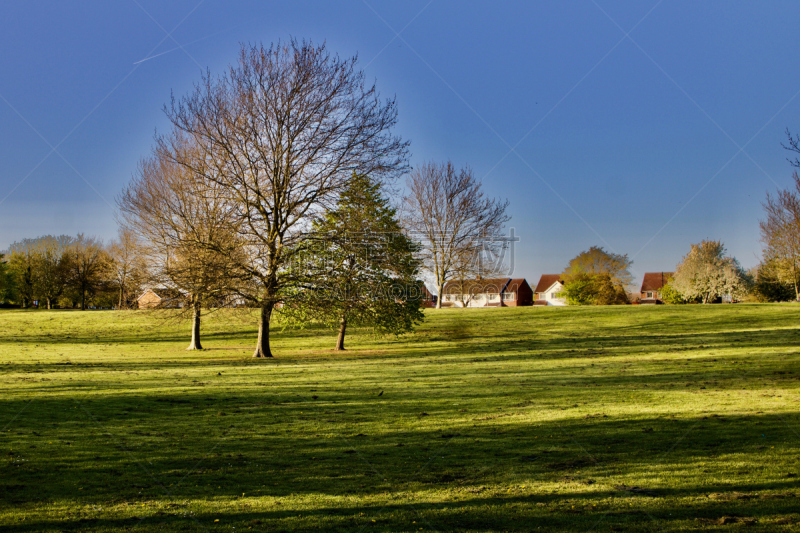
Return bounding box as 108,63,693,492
671,240,748,303
107,228,147,309
294,173,423,350
759,171,800,301
67,234,110,310
658,281,687,304
7,250,34,307
0,253,12,304
562,273,596,305
750,259,796,302
403,161,509,308
561,246,632,305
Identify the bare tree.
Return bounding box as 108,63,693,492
119,145,243,350
107,227,147,309
760,172,800,301
782,128,800,169
67,234,110,310
160,40,409,357
403,161,509,308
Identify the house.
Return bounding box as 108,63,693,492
137,288,185,309
137,289,161,309
418,283,438,308
639,272,673,304
440,278,533,307
533,274,567,306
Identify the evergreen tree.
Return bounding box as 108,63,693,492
294,173,423,350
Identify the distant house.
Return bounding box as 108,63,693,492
441,278,533,307
137,288,184,309
533,274,567,306
418,283,438,308
639,272,673,304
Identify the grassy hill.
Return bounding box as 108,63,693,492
1,304,799,532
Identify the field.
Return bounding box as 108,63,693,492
1,304,799,532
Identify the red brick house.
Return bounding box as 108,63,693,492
418,282,438,308
639,272,673,304
136,288,185,309
441,278,533,307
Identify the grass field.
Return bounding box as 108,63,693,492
1,304,799,532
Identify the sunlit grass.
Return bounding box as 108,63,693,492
1,304,799,531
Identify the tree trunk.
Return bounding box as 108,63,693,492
187,299,203,350
436,282,444,309
119,286,124,310
335,315,347,351
253,303,274,358
80,289,86,311
46,298,51,310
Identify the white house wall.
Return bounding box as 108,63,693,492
543,282,567,306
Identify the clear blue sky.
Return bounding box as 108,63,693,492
2,1,799,286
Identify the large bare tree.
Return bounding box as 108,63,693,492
760,171,800,301
403,161,509,308
119,146,243,350
160,40,409,357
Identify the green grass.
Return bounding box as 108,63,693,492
1,304,799,532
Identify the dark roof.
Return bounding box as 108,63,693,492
534,274,562,293
504,278,531,293
443,278,530,295
641,272,673,292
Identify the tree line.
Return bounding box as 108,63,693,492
0,231,146,310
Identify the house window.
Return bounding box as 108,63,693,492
646,292,653,298
488,293,498,301
502,293,514,301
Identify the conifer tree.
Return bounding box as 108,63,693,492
295,173,423,350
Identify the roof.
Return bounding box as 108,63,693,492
137,289,160,301
136,287,185,301
641,272,673,292
534,274,563,293
442,278,524,295
504,278,531,292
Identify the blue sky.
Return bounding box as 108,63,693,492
2,1,799,286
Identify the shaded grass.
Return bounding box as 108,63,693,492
1,304,799,531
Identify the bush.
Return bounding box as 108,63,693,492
562,273,628,305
